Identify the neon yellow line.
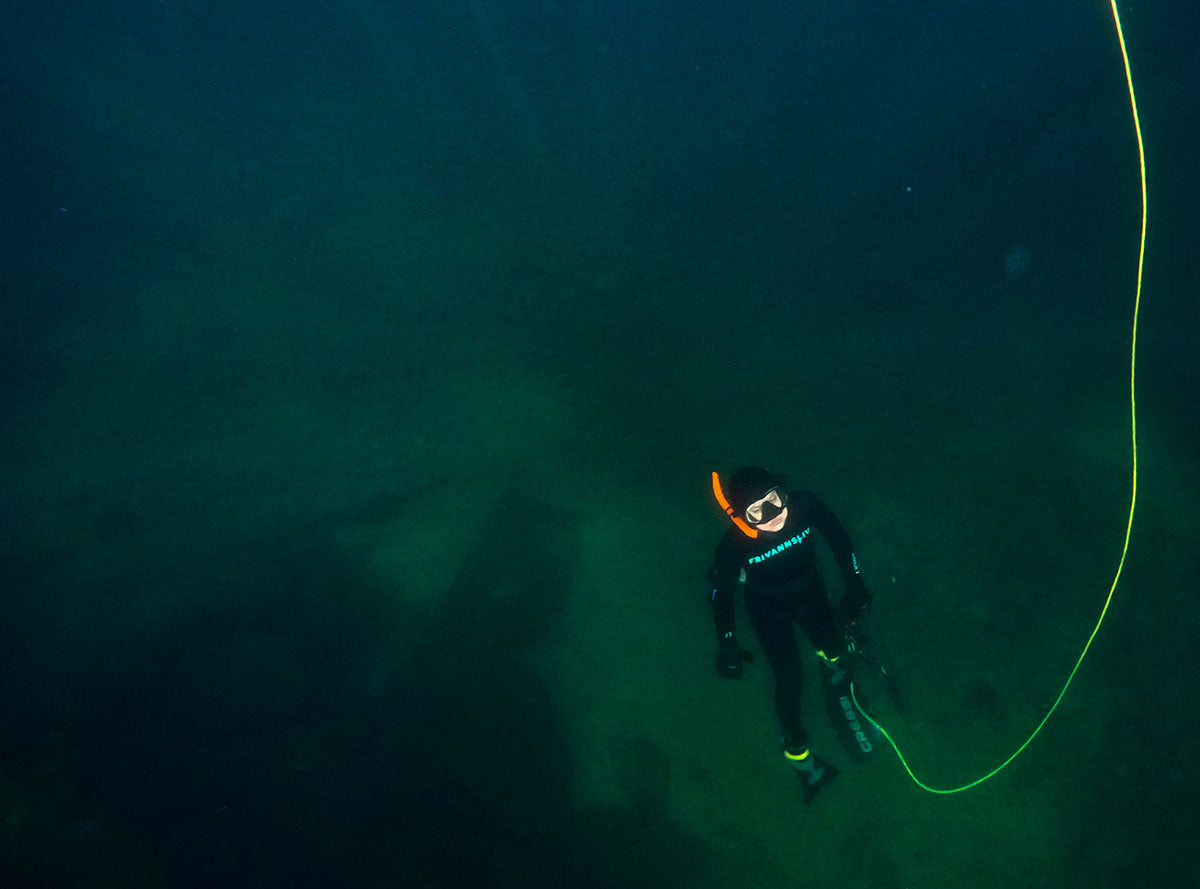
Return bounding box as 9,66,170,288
858,0,1147,794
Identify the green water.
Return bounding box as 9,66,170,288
2,1,1196,887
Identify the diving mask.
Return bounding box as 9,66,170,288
745,488,786,525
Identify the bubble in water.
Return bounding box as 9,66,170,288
1004,244,1032,281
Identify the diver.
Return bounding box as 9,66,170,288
709,466,874,802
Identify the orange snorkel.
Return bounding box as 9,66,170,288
711,471,759,538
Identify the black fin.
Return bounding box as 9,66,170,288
823,668,880,763
799,759,841,804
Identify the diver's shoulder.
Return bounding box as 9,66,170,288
715,526,756,558
716,526,746,549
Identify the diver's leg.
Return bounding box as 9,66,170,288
796,574,846,668
745,588,807,750
799,574,878,762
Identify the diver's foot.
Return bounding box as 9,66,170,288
795,758,840,804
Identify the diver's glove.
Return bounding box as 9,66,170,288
839,583,873,623
715,635,754,680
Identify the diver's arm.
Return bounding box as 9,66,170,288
710,542,742,644
806,492,869,604
711,542,752,678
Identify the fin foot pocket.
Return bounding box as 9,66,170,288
798,759,841,804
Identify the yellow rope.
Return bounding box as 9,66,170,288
854,0,1147,794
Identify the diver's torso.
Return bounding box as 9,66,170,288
735,509,818,592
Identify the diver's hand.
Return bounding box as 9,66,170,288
839,584,873,623
715,641,754,679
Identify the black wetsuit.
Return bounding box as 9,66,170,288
710,489,866,749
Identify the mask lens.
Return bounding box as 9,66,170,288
745,488,785,524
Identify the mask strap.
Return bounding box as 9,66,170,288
711,472,759,538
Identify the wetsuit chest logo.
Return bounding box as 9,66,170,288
747,527,810,564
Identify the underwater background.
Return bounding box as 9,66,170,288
2,1,1197,886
